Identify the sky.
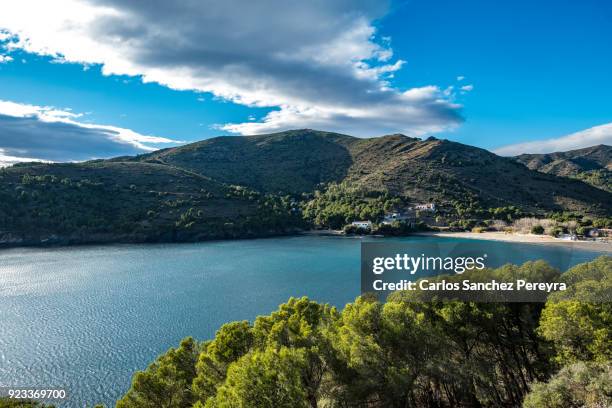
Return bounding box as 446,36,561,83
0,0,611,165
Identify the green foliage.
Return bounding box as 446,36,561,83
592,217,612,228
192,298,338,407
302,182,401,229
149,130,611,219
192,321,254,402
117,337,199,408
250,297,339,406
175,208,203,229
204,348,308,408
548,211,612,228
488,205,525,222
0,399,53,408
575,168,612,192
0,163,305,245
515,145,612,193
0,398,101,408
551,226,565,237
118,257,612,408
374,220,425,235
576,225,590,236
538,256,612,364
523,362,612,408
1,131,610,246
141,129,354,195
531,225,545,234
342,224,365,235
450,198,486,219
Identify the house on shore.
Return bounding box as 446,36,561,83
382,212,414,225
414,203,436,212
588,228,611,238
558,233,577,241
351,221,373,230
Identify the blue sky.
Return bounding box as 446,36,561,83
0,0,611,164
386,0,612,147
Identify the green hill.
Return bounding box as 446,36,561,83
515,144,611,192
139,129,356,194
0,160,303,246
1,129,610,246
141,130,611,214
343,135,610,214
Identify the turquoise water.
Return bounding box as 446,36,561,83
0,235,605,407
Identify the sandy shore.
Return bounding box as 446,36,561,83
418,231,612,253
300,229,612,253
300,229,344,236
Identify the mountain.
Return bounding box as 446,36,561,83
139,130,611,214
1,129,610,246
0,160,304,246
139,130,355,194
515,145,611,192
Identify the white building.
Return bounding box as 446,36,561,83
588,228,611,238
414,203,436,212
558,233,577,241
351,221,373,230
382,212,412,225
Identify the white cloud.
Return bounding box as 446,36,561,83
460,84,473,92
0,55,13,63
0,0,463,137
0,99,179,165
222,85,461,137
494,123,612,156
0,148,46,167
457,75,465,81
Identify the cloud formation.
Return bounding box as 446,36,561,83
0,100,177,166
0,0,464,137
494,123,612,156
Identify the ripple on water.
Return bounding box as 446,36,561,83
0,237,604,407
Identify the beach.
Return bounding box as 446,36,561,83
420,231,612,253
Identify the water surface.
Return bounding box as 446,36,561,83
0,236,604,407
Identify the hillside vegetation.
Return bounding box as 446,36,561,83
1,129,610,246
0,161,303,245
515,144,611,192
115,256,611,408
143,131,611,214
139,130,355,194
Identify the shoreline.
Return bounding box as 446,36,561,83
2,229,611,253
299,229,344,236
417,231,612,253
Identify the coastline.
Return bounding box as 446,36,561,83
299,229,344,236
418,231,612,253
2,228,611,253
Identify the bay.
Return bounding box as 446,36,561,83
0,235,604,407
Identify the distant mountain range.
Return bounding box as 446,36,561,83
515,144,611,192
0,129,610,246
138,130,611,210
